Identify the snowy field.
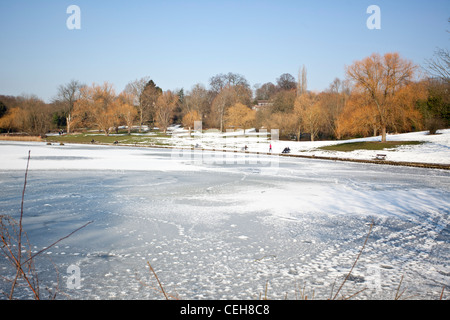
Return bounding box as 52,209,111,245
0,138,449,300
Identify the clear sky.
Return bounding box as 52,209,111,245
0,0,449,102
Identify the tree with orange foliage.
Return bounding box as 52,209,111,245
72,82,117,136
389,81,426,133
0,95,52,135
224,103,256,133
115,92,138,135
182,110,201,132
336,93,379,138
346,52,417,142
0,107,26,133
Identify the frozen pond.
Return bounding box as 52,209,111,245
0,142,449,299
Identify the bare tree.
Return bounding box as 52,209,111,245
322,78,350,138
424,18,450,83
183,83,211,120
124,77,162,132
276,73,296,91
208,73,253,131
211,84,252,132
54,80,84,134
211,88,232,132
425,48,450,83
270,89,296,114
209,72,249,94
255,82,277,101
124,77,149,132
297,65,307,96
154,90,178,133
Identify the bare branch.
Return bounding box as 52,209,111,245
147,261,169,300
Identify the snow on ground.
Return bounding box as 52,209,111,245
0,138,449,300
167,128,450,165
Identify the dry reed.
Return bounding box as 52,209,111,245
0,135,43,142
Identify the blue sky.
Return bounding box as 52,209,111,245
0,0,449,102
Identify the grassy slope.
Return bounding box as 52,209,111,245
318,141,423,152
45,131,171,145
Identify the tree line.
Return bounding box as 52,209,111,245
1,51,448,141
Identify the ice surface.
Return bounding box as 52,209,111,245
0,141,449,300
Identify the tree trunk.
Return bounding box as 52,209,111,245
66,114,71,134
381,126,387,142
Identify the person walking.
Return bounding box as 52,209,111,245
269,144,272,152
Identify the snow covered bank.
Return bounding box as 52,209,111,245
291,129,450,165
168,129,450,166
